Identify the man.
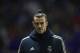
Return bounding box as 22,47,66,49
18,11,66,53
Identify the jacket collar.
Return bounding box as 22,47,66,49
30,29,53,42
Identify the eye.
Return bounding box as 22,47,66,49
35,23,38,25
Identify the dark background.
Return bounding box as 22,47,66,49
0,0,80,53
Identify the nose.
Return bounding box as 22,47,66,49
38,24,41,28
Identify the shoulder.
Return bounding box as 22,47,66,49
52,34,63,40
49,30,63,41
52,35,66,53
52,34,65,47
51,33,66,53
51,34,64,43
22,35,31,41
49,30,62,40
20,30,35,44
18,36,31,53
22,36,30,41
20,36,31,45
21,30,34,42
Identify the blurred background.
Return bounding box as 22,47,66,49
0,0,80,53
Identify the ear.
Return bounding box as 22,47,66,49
46,21,48,26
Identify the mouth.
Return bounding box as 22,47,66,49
39,29,43,31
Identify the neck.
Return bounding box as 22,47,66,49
35,29,49,39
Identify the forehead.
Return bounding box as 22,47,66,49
33,16,46,22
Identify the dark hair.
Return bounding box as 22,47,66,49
32,9,48,22
34,10,47,18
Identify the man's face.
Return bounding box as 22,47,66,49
32,16,48,34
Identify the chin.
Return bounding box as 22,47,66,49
37,31,43,34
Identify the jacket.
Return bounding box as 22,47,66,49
18,29,66,53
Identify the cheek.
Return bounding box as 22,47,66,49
34,25,38,28
43,24,48,29
44,23,47,27
42,25,47,29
